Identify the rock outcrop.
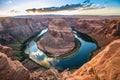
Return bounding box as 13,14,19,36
0,17,119,47
1,16,120,80
99,19,120,36
30,67,61,80
0,53,30,80
37,19,75,56
0,45,12,57
0,45,61,80
76,19,120,47
76,19,108,33
0,17,48,44
62,39,120,80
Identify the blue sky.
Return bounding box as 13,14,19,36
0,0,120,16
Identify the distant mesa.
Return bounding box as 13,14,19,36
37,19,75,56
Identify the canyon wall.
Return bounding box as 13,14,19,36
1,39,120,80
0,47,30,80
62,39,120,80
0,17,120,46
0,16,120,80
0,45,60,80
0,18,49,44
76,18,120,47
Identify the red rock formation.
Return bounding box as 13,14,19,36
76,19,109,34
0,45,13,57
76,19,120,47
0,53,30,80
0,45,60,80
62,39,120,80
0,17,119,46
0,16,120,80
0,17,47,44
30,67,61,80
37,19,75,56
99,19,120,36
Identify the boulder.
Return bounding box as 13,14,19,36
37,19,75,56
62,39,120,80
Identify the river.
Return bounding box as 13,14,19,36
25,28,97,70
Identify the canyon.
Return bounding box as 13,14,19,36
0,16,120,80
61,39,120,80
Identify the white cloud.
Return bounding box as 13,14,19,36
7,0,13,4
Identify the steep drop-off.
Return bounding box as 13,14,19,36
62,39,120,80
0,16,120,80
0,52,30,80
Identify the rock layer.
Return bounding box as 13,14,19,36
0,17,120,47
0,17,48,44
99,20,120,36
62,39,120,80
76,19,120,47
37,19,75,56
0,53,30,80
30,67,61,80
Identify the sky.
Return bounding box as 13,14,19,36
0,0,120,16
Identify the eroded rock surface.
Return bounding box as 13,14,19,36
0,45,61,80
37,19,75,56
76,19,120,47
30,67,61,80
0,17,48,44
0,17,120,47
0,53,30,80
0,45,12,57
62,39,120,80
99,19,120,36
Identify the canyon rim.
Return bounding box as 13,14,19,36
0,0,120,80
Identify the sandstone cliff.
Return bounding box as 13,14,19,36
0,16,120,80
62,39,120,80
0,17,120,47
1,39,120,80
0,45,61,80
0,52,30,80
37,19,75,56
76,18,120,47
0,18,48,44
99,19,120,36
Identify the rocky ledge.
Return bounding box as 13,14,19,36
0,52,30,80
62,39,120,80
37,19,75,56
0,16,120,80
76,19,120,47
0,45,61,80
0,39,120,80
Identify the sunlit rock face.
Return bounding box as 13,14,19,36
101,20,120,36
62,39,120,80
37,19,75,56
0,53,30,80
